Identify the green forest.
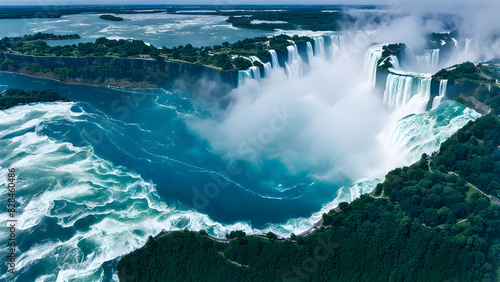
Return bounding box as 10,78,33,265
118,113,500,281
0,7,354,31
0,88,69,109
0,33,311,71
0,58,173,88
170,8,355,31
434,61,500,114
224,10,351,31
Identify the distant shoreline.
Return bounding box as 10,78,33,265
0,70,155,89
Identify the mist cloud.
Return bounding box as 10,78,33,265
186,49,393,183
185,2,500,186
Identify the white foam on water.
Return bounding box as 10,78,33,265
0,102,263,281
0,35,484,282
379,101,481,165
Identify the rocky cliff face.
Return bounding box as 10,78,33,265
0,52,238,94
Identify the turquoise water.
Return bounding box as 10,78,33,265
0,14,483,280
0,13,276,47
0,71,480,281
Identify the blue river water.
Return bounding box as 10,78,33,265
0,70,480,281
0,12,276,48
0,12,483,282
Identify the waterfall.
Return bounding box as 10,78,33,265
330,35,341,59
263,62,272,76
250,56,271,77
408,49,440,73
383,73,432,112
313,36,326,59
465,38,472,55
432,79,448,109
238,36,343,85
249,56,263,64
269,50,280,69
306,42,314,62
238,66,261,86
330,35,342,48
431,49,439,69
285,45,303,77
364,45,383,88
389,55,400,70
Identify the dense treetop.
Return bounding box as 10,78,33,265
0,33,311,71
0,88,70,110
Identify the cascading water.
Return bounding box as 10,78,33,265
381,101,481,163
364,44,383,88
389,55,400,69
0,31,485,282
432,79,448,109
431,49,439,68
465,38,472,55
238,66,261,86
306,42,314,62
330,35,342,48
238,36,345,85
330,35,341,59
383,73,432,112
269,50,280,69
250,56,272,77
407,49,440,73
285,44,303,77
313,36,326,60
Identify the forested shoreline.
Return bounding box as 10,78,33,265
118,109,500,281
0,88,69,109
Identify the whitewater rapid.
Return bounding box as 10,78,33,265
0,36,482,282
0,102,263,281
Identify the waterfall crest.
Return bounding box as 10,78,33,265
364,45,383,88
383,73,431,112
285,45,303,77
237,35,344,86
270,50,280,69
404,47,440,73
313,36,326,60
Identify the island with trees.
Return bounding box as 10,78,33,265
0,88,70,110
99,14,124,21
0,6,167,19
0,6,357,32
168,7,358,31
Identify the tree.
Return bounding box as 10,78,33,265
226,230,246,239
338,202,349,212
266,232,278,241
